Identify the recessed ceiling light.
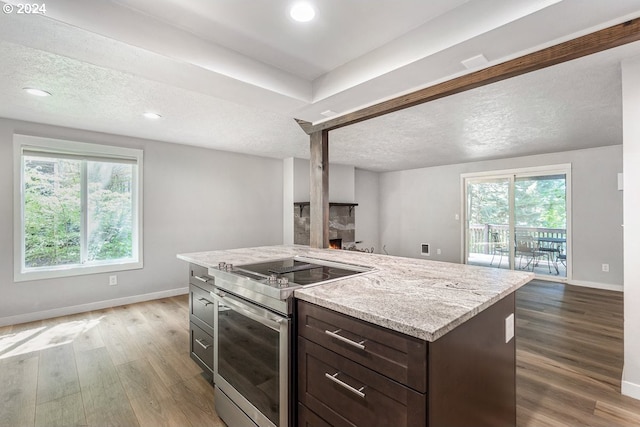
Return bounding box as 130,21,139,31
23,87,52,97
290,2,315,22
143,112,162,119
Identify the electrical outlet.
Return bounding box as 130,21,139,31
109,275,118,286
602,264,610,272
505,313,515,343
436,248,442,255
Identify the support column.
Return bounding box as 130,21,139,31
309,130,329,248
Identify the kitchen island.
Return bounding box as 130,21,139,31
178,244,534,427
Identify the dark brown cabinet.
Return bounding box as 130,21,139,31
188,263,215,380
298,337,426,427
298,301,426,427
298,300,427,392
297,293,516,427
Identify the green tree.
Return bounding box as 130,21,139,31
24,158,81,267
23,157,133,268
87,162,133,261
514,178,566,228
467,180,509,226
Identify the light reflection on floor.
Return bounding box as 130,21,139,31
0,317,103,359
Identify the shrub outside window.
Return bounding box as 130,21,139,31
14,135,143,281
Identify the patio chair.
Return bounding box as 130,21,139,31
516,235,551,273
490,231,510,268
537,237,563,274
557,252,566,267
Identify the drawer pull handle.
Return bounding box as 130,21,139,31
193,275,209,283
325,372,366,399
195,338,211,350
324,329,366,350
197,298,213,306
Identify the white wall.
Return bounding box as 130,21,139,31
291,158,356,203
622,56,640,400
355,169,380,251
379,145,623,288
283,157,295,244
0,118,284,325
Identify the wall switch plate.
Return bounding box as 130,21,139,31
618,172,623,191
436,248,442,255
455,213,460,220
109,275,118,286
602,264,610,272
505,313,515,343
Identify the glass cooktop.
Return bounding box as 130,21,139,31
236,257,368,286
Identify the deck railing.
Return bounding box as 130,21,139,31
468,224,566,254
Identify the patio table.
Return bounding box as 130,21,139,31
537,237,566,274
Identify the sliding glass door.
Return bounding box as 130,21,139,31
514,174,567,277
465,177,512,270
464,166,570,279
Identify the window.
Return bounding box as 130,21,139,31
14,135,143,281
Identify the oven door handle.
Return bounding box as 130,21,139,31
210,290,284,332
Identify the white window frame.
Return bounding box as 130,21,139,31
13,134,144,282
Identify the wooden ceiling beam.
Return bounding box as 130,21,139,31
295,18,640,135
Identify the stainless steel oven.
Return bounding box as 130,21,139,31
211,287,291,427
207,256,373,427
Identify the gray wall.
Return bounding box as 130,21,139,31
622,55,640,398
0,118,284,324
379,145,623,288
292,158,356,203
354,169,380,252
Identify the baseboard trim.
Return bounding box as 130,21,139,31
567,279,623,292
0,287,189,327
622,378,640,401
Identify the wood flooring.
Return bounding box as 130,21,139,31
0,281,639,426
0,295,224,427
516,280,640,426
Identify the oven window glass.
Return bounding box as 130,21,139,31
218,307,279,424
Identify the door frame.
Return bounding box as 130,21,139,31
460,163,572,282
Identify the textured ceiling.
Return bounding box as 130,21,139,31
329,43,632,171
1,0,640,172
0,40,309,159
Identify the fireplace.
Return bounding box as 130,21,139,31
293,202,357,248
329,239,342,249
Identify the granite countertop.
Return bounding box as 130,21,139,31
177,245,534,341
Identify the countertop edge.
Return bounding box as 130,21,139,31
294,276,532,341
177,247,535,342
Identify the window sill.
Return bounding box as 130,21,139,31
14,260,143,282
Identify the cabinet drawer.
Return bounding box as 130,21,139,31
189,263,215,292
190,284,215,330
298,337,426,427
297,301,427,392
190,322,214,375
298,403,332,427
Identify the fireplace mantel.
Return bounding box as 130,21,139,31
294,202,358,217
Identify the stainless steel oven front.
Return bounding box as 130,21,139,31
210,287,291,427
